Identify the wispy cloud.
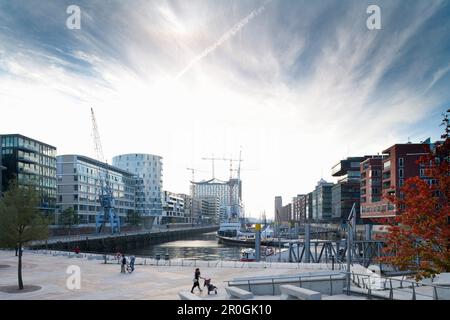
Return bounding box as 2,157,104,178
175,0,272,79
1,0,449,217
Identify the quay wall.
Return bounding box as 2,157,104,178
30,226,219,254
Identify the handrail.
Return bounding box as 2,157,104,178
223,269,449,300
345,271,448,300
225,271,346,286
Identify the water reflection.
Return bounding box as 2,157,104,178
129,232,244,261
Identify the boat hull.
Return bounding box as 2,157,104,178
217,235,273,247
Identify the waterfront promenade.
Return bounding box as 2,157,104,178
31,225,217,246
0,250,325,300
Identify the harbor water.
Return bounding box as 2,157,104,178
127,232,244,260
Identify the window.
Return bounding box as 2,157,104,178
399,169,404,178
398,158,404,167
399,179,404,187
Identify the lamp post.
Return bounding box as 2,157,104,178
346,203,356,295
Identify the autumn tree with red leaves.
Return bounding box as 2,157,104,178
379,109,450,280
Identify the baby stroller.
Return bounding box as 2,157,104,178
126,256,135,273
203,278,218,295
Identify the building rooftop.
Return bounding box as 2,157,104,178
57,154,135,177
0,133,57,149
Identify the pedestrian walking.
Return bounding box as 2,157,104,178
191,268,203,293
121,254,127,274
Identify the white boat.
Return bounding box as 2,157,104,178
217,221,243,237
240,248,256,261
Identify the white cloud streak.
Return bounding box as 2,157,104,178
0,0,448,218
175,0,271,79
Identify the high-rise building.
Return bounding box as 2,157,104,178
1,134,57,217
192,178,241,221
331,156,368,224
56,155,136,225
360,156,385,219
312,179,334,222
274,196,282,220
361,143,431,219
112,154,163,218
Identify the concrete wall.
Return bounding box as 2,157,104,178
230,273,346,296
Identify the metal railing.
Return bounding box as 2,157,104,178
346,271,449,300
225,272,346,296
20,248,346,271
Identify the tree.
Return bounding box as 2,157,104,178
59,207,79,236
0,180,49,290
379,110,450,280
126,210,142,227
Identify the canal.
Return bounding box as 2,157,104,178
127,232,244,261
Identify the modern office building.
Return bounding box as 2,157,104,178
360,156,385,219
112,154,163,219
360,143,431,219
274,196,282,219
161,191,185,224
197,195,220,224
331,156,368,225
1,134,57,216
178,193,195,224
276,203,292,224
292,194,307,224
192,178,241,221
312,179,334,222
56,155,136,225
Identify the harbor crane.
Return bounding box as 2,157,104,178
91,108,120,234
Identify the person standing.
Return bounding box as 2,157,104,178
191,268,203,293
121,254,127,274
129,256,135,272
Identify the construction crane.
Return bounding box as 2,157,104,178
201,154,217,179
91,108,120,234
201,151,244,220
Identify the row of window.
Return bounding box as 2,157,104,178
1,136,56,156
361,203,395,213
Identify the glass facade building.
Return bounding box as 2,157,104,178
56,155,136,225
192,178,242,221
312,179,334,222
331,156,368,225
0,134,57,216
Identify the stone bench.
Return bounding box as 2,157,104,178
178,291,203,300
225,287,254,300
280,285,322,300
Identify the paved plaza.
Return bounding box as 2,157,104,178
0,250,320,300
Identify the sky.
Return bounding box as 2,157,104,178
1,0,449,219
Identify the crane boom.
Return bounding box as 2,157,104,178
90,107,120,234
91,108,105,163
